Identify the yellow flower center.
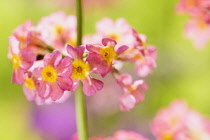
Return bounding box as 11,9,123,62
71,60,90,79
54,25,64,35
99,46,117,65
25,78,35,89
107,33,119,41
161,133,173,140
11,54,21,69
41,65,58,83
67,38,77,47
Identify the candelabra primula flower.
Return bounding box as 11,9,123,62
185,18,210,48
36,11,77,51
151,100,210,140
67,45,103,96
114,130,149,140
8,36,36,85
86,38,128,77
37,50,73,101
116,73,148,111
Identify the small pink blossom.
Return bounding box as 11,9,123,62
36,11,77,52
67,45,104,96
116,73,148,111
37,51,72,101
151,100,210,140
185,18,210,48
86,38,128,77
8,36,36,85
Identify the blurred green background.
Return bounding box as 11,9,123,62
0,0,210,139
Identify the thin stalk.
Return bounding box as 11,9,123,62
75,0,88,140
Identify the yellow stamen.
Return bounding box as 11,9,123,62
11,54,21,69
161,133,173,140
25,78,35,89
41,65,58,83
54,25,64,35
99,46,117,65
71,60,90,79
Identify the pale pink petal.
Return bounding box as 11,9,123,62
38,81,51,99
12,69,25,85
117,74,133,86
51,82,64,101
133,80,148,91
44,50,62,66
86,53,109,77
119,94,136,111
57,77,72,91
56,56,72,77
23,84,36,101
67,45,85,59
82,77,103,96
72,79,80,91
116,45,128,56
8,36,20,54
20,51,36,70
86,44,101,53
102,38,117,47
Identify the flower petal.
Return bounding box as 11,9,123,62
20,51,36,70
44,50,62,66
67,45,85,60
38,81,51,99
120,94,136,111
86,44,101,53
8,36,20,54
23,84,36,101
12,69,25,85
116,45,128,56
51,82,64,101
82,76,103,96
56,56,72,77
102,38,117,47
57,77,72,91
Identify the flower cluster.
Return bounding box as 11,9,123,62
151,100,210,140
176,0,210,48
72,130,148,140
8,12,157,110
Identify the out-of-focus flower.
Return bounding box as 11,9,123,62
38,51,72,101
67,45,104,96
36,11,77,52
151,100,210,140
114,130,149,140
71,130,148,140
185,18,210,48
176,0,210,47
86,38,128,77
31,99,76,140
8,36,36,85
116,73,148,111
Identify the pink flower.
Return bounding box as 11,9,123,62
114,130,149,140
86,38,128,77
36,11,77,52
37,51,72,101
8,36,36,85
116,74,148,111
67,45,104,96
151,100,210,140
185,18,210,48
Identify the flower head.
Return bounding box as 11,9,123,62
38,50,72,101
86,38,128,77
8,36,36,85
116,73,148,111
67,45,104,96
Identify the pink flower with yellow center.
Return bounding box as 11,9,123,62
151,100,210,140
36,11,77,51
86,38,128,77
116,74,148,111
8,36,36,85
67,45,104,96
38,51,73,101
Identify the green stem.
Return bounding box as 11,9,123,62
75,0,88,140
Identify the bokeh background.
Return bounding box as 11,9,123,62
0,0,210,139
